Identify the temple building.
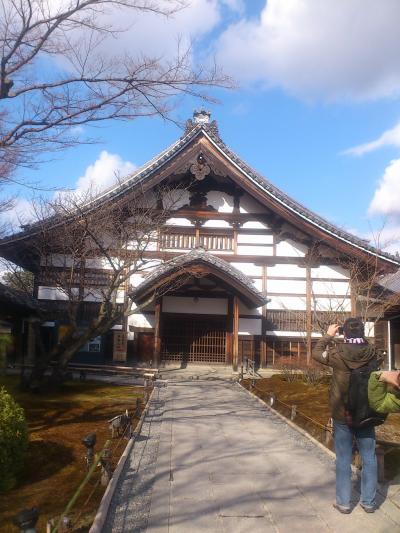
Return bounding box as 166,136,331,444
1,111,399,369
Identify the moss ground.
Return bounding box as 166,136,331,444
243,375,400,481
0,376,143,532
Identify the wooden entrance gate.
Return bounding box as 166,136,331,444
161,314,226,364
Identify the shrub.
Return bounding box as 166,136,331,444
0,387,29,491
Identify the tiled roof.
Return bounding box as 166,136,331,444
3,114,400,267
130,247,267,307
0,282,42,312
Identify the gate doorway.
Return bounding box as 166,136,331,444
161,314,226,364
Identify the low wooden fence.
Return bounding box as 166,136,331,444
243,379,399,484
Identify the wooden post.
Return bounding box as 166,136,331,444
226,296,233,366
153,299,161,368
306,266,312,364
260,265,267,368
232,295,239,371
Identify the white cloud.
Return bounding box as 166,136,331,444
0,197,36,231
369,158,400,217
344,121,400,156
216,0,400,101
74,150,135,195
55,0,223,71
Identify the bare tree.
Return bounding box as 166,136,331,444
25,183,196,388
0,0,231,178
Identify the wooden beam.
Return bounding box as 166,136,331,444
232,295,239,371
226,295,233,366
153,299,161,368
306,266,312,364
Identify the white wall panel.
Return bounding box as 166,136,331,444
242,221,269,229
207,191,234,212
162,296,227,315
231,262,263,276
237,245,274,256
312,297,351,312
83,289,104,302
267,264,305,278
276,239,307,257
40,254,74,267
203,219,231,228
163,189,189,210
237,233,274,244
268,279,306,294
238,300,263,315
128,313,155,329
268,296,307,310
311,265,349,279
251,278,263,291
239,193,266,214
85,257,113,269
312,281,350,295
239,318,262,335
165,217,193,226
38,286,69,300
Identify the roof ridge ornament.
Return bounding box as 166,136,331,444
183,109,220,138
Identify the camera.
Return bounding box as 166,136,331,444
338,326,344,335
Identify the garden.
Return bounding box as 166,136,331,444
0,376,144,532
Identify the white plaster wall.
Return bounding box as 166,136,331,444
242,221,269,230
266,331,322,338
267,279,306,294
237,234,274,244
165,217,193,227
163,189,190,210
312,297,351,312
311,265,349,279
128,313,155,329
239,193,266,214
312,281,350,296
251,278,263,292
268,264,306,278
83,288,104,302
38,286,70,300
276,239,307,257
40,254,74,267
239,318,262,335
230,262,263,276
268,296,307,310
207,191,234,212
365,322,375,337
85,257,113,269
237,245,274,256
202,219,231,228
238,300,263,315
162,296,228,315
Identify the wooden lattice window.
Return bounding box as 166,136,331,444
161,314,226,364
160,231,196,250
199,233,233,251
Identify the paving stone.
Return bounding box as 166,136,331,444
103,379,400,533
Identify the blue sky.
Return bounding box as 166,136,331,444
9,0,400,253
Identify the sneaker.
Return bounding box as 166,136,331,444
360,504,375,513
333,503,351,514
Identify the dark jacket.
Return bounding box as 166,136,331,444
312,334,377,423
368,372,400,414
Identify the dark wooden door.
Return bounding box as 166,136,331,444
137,332,154,363
161,314,226,364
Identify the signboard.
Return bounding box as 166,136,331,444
113,330,127,361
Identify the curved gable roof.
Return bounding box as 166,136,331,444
130,248,268,308
2,113,400,269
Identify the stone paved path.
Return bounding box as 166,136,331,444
104,380,400,533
